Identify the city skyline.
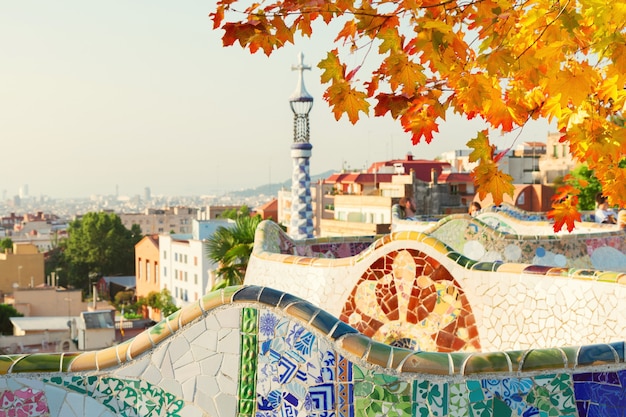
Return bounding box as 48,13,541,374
1,1,554,199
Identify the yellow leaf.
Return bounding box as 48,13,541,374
472,161,515,205
466,130,493,163
318,50,344,84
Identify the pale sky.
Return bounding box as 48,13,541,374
1,1,553,199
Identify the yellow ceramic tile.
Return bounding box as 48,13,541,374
339,334,371,359
115,340,132,363
128,331,154,360
179,302,204,327
494,263,528,274
68,351,98,372
96,346,121,370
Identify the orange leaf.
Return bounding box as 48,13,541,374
547,197,581,232
374,93,410,119
324,81,370,124
400,106,440,144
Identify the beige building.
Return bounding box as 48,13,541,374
0,243,44,295
119,207,199,235
9,287,87,317
539,132,578,184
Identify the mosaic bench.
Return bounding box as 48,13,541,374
246,220,626,353
1,285,626,417
391,208,625,270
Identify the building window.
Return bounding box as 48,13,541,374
194,256,198,266
174,253,178,262
146,263,151,282
164,267,167,277
184,254,188,264
155,262,158,284
194,274,198,285
163,250,167,260
194,292,198,301
184,271,188,282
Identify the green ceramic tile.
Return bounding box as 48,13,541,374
60,353,82,372
463,352,511,374
505,350,526,372
449,352,473,374
400,352,451,375
521,348,567,371
366,342,393,368
0,356,18,374
238,307,257,417
11,353,63,373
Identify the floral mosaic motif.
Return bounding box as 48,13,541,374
44,376,184,417
0,388,49,416
255,309,353,417
340,248,480,352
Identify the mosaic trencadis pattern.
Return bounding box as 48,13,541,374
0,287,626,415
340,248,480,352
232,289,626,417
427,215,626,271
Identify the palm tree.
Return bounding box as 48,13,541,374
205,215,261,289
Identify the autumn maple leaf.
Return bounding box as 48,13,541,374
471,161,514,205
324,81,369,124
547,196,581,233
466,130,494,163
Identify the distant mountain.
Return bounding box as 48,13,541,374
226,170,336,198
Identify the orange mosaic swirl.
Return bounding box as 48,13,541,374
340,248,481,352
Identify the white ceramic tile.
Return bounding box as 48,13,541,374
217,329,240,355
159,377,183,398
43,383,67,417
139,363,164,385
216,309,241,329
179,404,204,417
65,391,85,417
169,336,192,364
215,391,238,417
175,361,201,385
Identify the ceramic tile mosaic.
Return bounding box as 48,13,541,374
339,248,480,352
0,286,625,416
246,219,626,352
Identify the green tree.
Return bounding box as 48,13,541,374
0,238,12,253
220,205,250,220
566,165,602,211
143,289,179,318
205,215,262,289
0,304,22,335
63,212,143,291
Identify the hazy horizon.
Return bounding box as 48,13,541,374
1,2,554,200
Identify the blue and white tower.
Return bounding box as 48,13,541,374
289,52,314,239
